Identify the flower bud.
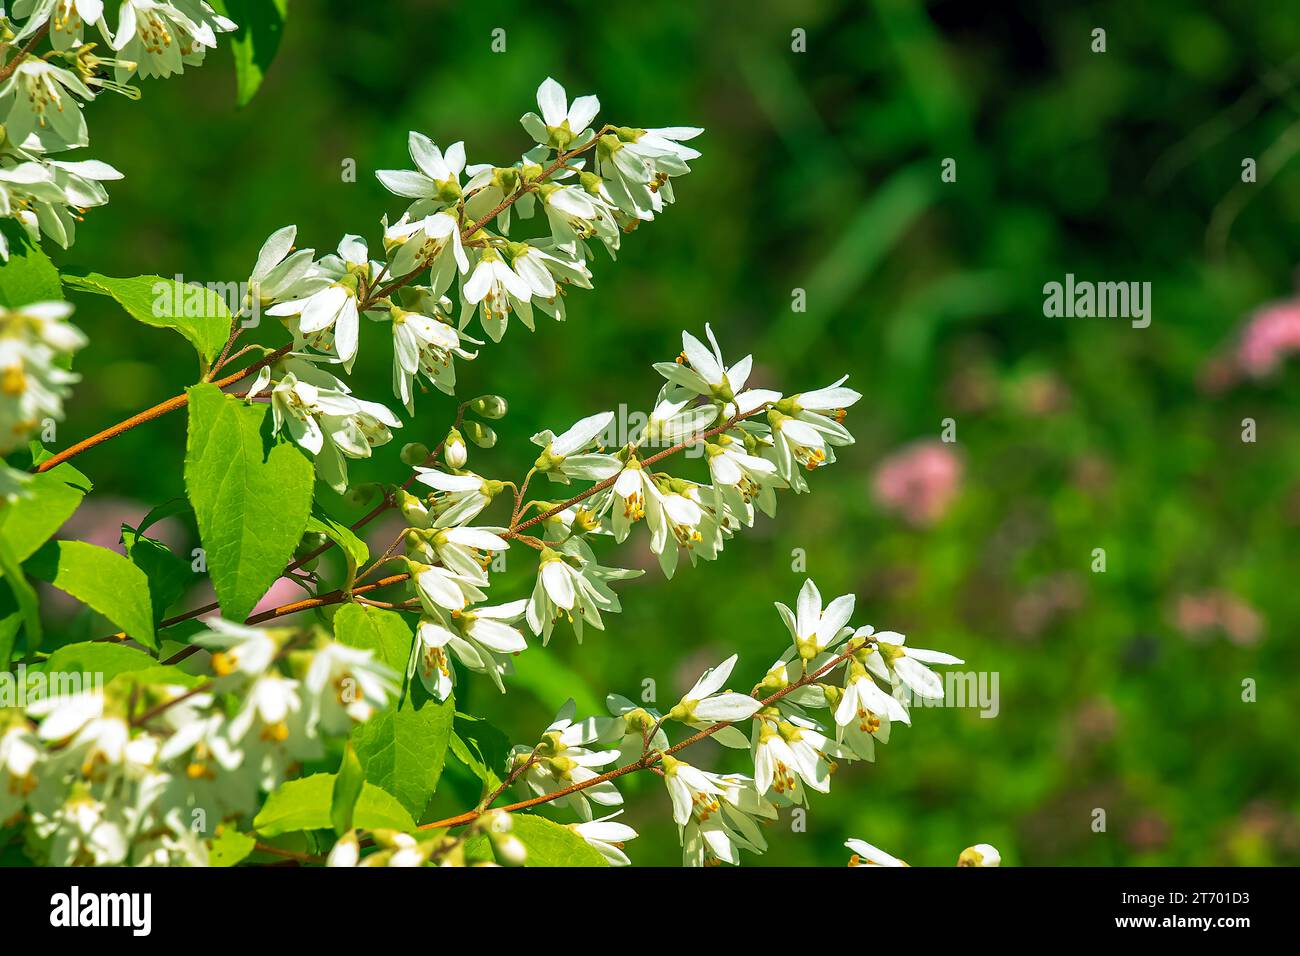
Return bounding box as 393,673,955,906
400,442,431,466
469,395,508,419
957,843,1001,867
444,428,467,468
327,831,360,867
464,420,497,449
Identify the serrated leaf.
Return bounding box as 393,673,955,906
25,540,154,649
208,827,257,867
510,814,608,867
336,604,452,820
121,527,193,624
214,0,289,107
184,383,314,622
0,220,61,306
0,462,91,563
253,772,415,837
64,272,233,371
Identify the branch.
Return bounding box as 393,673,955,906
37,131,607,476
0,23,50,83
416,642,859,833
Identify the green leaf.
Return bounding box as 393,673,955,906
0,220,61,307
41,641,159,681
336,605,453,820
305,506,368,590
253,772,415,837
510,814,608,867
214,0,289,107
121,527,193,624
0,582,22,669
450,712,511,792
0,462,91,564
332,603,411,676
64,272,233,371
24,541,155,649
208,827,257,867
184,383,314,622
331,742,365,836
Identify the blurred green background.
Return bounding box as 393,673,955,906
42,0,1300,865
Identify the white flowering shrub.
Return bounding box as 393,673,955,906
0,4,993,868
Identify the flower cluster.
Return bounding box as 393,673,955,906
0,620,397,865
392,324,861,703
247,78,702,489
485,578,970,867
0,1,234,257
0,299,84,488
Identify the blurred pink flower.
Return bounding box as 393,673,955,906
1170,590,1264,646
871,440,963,526
1237,300,1300,378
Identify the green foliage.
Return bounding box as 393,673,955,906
510,815,608,867
208,827,257,866
0,463,91,564
253,772,415,837
336,604,454,820
214,0,290,107
331,742,366,836
64,273,233,372
449,712,512,792
184,383,314,622
121,527,193,625
24,541,155,649
0,220,61,306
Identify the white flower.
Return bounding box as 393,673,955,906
377,134,467,211
776,579,855,666
845,838,907,867
412,601,528,699
596,124,701,220
248,225,318,309
667,654,760,748
327,831,361,867
570,811,637,866
0,724,42,822
541,183,620,258
266,236,371,369
33,790,128,865
513,700,623,821
411,468,501,527
192,619,279,678
385,302,477,412
520,77,600,150
704,434,783,517
409,560,485,614
13,0,107,49
833,658,908,761
525,544,639,644
531,410,621,484
304,643,400,734
864,634,964,701
0,300,86,454
0,59,94,150
660,757,775,866
258,364,401,493
384,208,468,293
958,843,1001,867
751,714,847,803
225,675,318,767
459,246,532,342
111,0,236,81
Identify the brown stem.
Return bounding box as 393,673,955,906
0,24,50,83
418,643,858,832
34,344,293,474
